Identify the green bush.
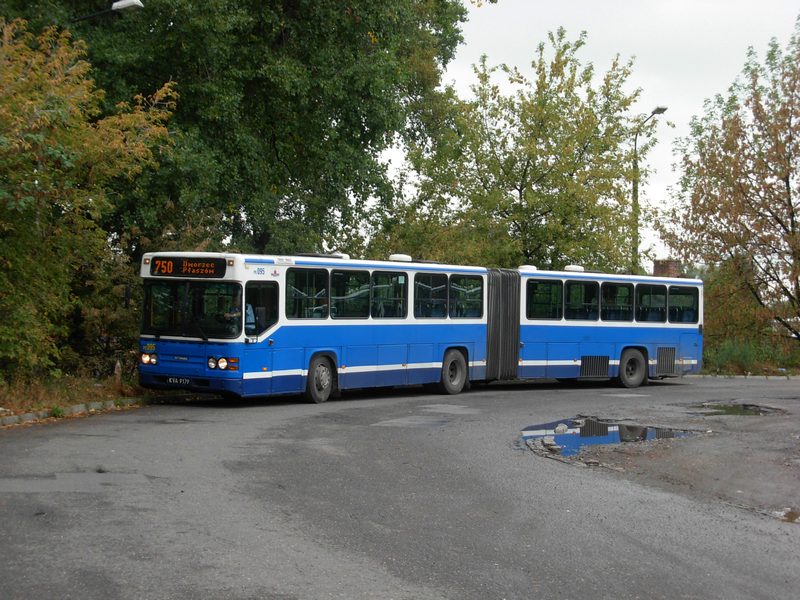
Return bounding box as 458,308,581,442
704,336,799,374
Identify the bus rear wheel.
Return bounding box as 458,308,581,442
618,349,647,388
305,356,335,403
439,349,467,395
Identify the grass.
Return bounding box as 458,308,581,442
0,375,142,417
703,336,800,375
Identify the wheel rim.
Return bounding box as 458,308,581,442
625,360,637,378
315,364,331,392
448,361,458,383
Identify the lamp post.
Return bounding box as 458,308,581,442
631,105,667,273
72,1,144,23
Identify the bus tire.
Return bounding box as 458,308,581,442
618,349,646,388
305,356,335,403
439,349,467,395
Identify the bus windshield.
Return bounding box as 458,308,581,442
143,281,243,339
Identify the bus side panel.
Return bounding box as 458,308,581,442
519,339,547,378
680,332,702,374
378,344,408,386
272,347,305,393
546,342,580,378
259,322,486,390
340,344,378,389
408,343,436,384
242,344,272,397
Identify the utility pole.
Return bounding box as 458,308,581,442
631,105,667,273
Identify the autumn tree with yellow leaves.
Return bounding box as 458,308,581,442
661,20,800,344
0,19,175,378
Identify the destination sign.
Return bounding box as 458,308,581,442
149,257,227,278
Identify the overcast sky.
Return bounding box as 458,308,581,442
444,0,799,258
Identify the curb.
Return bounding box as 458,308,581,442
690,374,798,380
0,397,146,428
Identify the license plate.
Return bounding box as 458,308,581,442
167,377,191,385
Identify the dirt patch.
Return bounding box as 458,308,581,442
525,400,800,523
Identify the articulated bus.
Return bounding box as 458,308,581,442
138,252,703,401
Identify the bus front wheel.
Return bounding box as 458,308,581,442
305,356,335,403
618,349,647,388
439,349,467,395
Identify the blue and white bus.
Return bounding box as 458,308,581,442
138,252,703,401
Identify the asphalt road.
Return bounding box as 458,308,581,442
1,378,798,600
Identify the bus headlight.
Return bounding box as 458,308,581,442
141,353,157,365
149,353,158,365
207,357,238,371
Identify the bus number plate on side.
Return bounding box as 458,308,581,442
167,377,191,385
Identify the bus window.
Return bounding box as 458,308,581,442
142,281,242,338
601,282,634,321
286,268,328,319
526,279,563,320
331,270,370,319
668,286,699,323
636,284,667,322
245,281,278,335
371,271,407,318
414,273,448,318
145,282,179,331
565,281,599,320
449,275,483,318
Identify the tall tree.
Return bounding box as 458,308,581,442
0,19,175,378
373,29,650,270
1,1,467,259
661,19,800,340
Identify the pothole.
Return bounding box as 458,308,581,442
689,403,787,416
521,416,697,459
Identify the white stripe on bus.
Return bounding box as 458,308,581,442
243,359,487,380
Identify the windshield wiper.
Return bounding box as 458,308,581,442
188,321,208,341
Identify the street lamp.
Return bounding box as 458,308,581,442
72,1,144,23
630,105,667,273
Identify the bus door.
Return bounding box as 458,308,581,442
242,281,279,397
486,269,520,381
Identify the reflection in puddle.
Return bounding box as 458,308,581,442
521,417,695,457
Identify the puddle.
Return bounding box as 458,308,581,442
691,403,784,416
521,416,695,457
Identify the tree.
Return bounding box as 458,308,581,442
0,19,175,378
373,29,650,270
661,19,800,341
1,1,468,259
